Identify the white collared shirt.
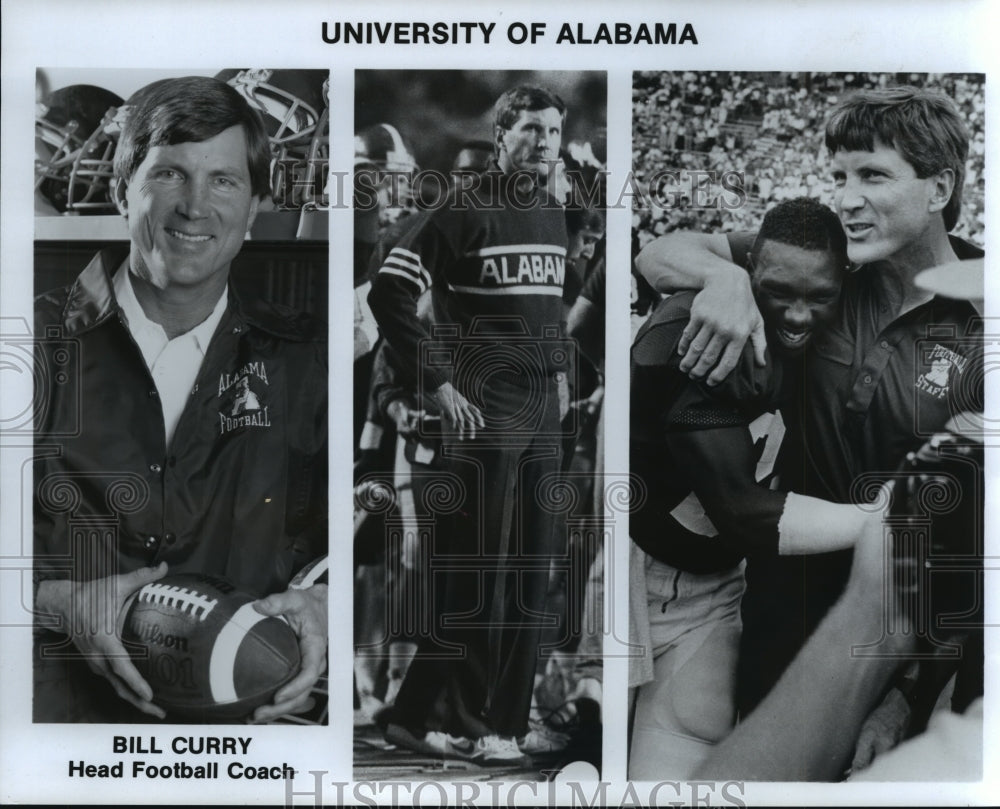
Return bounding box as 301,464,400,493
114,265,228,445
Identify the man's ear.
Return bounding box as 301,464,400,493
928,168,956,215
495,124,506,153
113,177,128,217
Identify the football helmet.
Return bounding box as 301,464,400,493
354,123,418,226
217,69,329,207
217,68,328,159
35,84,124,214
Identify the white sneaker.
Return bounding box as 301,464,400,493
469,735,530,766
357,691,384,723
518,725,570,754
424,732,476,758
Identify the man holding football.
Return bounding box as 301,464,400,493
33,76,328,723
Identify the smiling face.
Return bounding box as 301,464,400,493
831,140,947,267
752,240,843,356
496,107,563,178
119,124,259,296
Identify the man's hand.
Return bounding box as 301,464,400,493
678,267,767,385
850,686,912,773
430,381,484,440
36,563,168,718
634,231,765,383
569,384,604,428
385,398,423,438
251,583,328,722
556,372,571,422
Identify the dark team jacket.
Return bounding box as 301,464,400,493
367,167,569,419
33,250,328,599
631,290,793,573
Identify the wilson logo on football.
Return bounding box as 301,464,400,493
138,583,218,622
130,618,190,652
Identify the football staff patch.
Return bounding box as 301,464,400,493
915,344,969,400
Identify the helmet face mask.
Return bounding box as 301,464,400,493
63,106,123,213
35,84,124,214
35,112,83,207
285,77,330,211
218,69,330,161
226,69,321,149
218,69,330,208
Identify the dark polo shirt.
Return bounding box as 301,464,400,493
737,233,984,713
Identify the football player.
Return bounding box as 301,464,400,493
634,85,982,729
629,197,881,778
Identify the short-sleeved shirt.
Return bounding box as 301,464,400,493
722,232,984,501
800,237,983,502
734,232,984,713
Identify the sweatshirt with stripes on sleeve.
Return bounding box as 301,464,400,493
368,168,569,393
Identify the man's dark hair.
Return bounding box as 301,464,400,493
824,85,969,231
565,158,606,236
114,76,272,199
566,206,606,241
493,85,567,143
750,197,848,268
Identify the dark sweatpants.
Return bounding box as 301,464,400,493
389,377,564,739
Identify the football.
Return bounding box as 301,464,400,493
121,573,301,721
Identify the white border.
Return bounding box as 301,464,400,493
2,1,997,805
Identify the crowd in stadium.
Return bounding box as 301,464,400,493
631,71,985,250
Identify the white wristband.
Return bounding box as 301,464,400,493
777,493,869,555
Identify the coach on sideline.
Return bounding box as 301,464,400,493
33,76,328,723
368,84,572,765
